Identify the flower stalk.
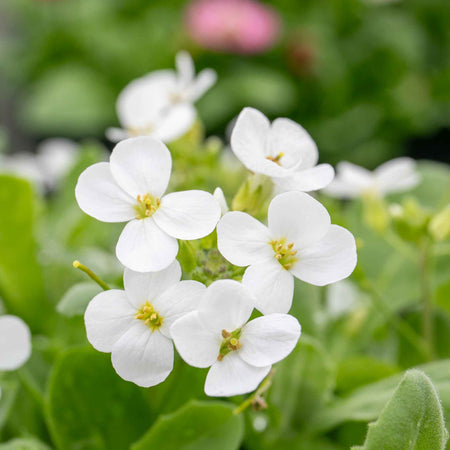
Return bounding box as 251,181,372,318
72,260,110,291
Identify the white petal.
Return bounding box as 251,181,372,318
242,261,294,314
153,190,221,240
326,280,359,317
205,354,271,397
111,324,173,387
217,211,272,266
116,218,178,272
175,50,195,85
75,162,136,223
199,280,254,332
324,162,373,198
189,69,217,102
106,127,130,143
84,290,136,353
290,225,357,286
268,192,331,248
109,136,172,198
123,260,182,309
171,312,220,368
0,315,31,371
213,187,229,216
155,280,206,338
273,164,335,193
152,104,197,143
374,157,421,194
268,118,318,170
239,314,301,367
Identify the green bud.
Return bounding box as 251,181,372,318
362,192,389,233
390,197,430,243
428,205,450,242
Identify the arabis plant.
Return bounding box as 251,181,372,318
325,157,420,199
0,315,31,371
171,280,301,397
107,51,216,143
84,261,205,387
75,136,221,272
231,107,335,193
217,191,357,314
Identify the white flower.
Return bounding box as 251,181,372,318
324,158,420,199
213,187,229,216
217,191,357,314
84,261,205,387
0,315,31,371
75,136,221,272
107,51,217,143
0,138,77,190
230,107,334,192
171,280,301,397
326,280,359,318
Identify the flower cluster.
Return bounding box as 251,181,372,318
76,51,417,398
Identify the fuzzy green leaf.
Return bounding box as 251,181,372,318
57,282,101,317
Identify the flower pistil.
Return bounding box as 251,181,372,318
134,193,161,219
135,301,163,330
218,328,242,361
266,152,284,166
270,238,298,270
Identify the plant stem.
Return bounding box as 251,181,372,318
233,369,275,415
419,240,434,359
72,260,110,291
361,281,431,361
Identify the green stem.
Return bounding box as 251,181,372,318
18,368,44,407
73,260,110,291
361,281,431,361
419,240,434,359
383,229,416,262
233,369,275,415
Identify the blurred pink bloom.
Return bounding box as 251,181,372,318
185,0,281,54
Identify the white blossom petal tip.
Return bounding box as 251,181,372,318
0,315,32,371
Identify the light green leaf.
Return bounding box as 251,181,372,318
46,348,152,450
132,400,244,450
0,438,51,449
311,359,450,433
0,176,50,331
57,282,101,317
353,370,448,450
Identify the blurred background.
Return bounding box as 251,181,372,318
0,0,449,167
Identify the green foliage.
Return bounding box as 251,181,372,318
353,370,448,450
56,282,102,317
132,400,244,450
46,348,152,450
0,438,51,449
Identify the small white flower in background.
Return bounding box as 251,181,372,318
0,138,77,190
75,136,221,272
213,187,229,216
171,280,301,397
84,261,205,387
326,280,360,318
230,107,335,192
107,51,217,144
217,191,357,314
324,158,420,199
0,315,31,371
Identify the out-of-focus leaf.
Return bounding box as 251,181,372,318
353,370,448,450
132,400,244,450
0,438,51,449
56,282,101,317
311,359,450,433
0,176,50,331
46,348,152,450
0,380,19,430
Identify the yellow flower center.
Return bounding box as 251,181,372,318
266,152,284,166
135,301,163,331
127,124,154,137
134,193,161,219
217,328,242,361
270,238,298,270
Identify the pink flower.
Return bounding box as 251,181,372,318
185,0,281,55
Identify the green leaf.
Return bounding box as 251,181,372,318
0,438,51,449
132,400,244,450
0,176,50,331
353,370,448,450
0,379,19,430
46,348,152,450
56,282,101,317
311,359,450,433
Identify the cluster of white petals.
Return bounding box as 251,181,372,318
0,315,31,372
230,107,335,193
324,157,420,199
171,280,301,397
217,191,357,314
75,136,221,272
107,51,216,143
85,261,205,387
